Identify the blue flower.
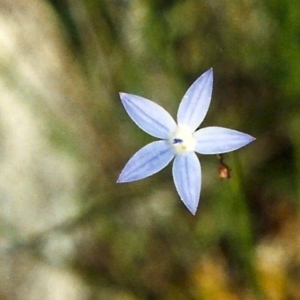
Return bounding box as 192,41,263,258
117,69,255,215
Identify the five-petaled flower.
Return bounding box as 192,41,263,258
117,69,255,215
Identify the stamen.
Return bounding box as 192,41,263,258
173,138,183,144
169,125,196,154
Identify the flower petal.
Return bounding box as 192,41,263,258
120,93,177,139
172,153,201,215
177,69,213,131
117,141,174,182
194,126,255,154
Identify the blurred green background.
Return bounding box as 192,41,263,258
0,0,299,299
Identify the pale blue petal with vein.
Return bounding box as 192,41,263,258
172,153,201,215
194,126,256,155
120,93,177,139
117,140,174,183
177,69,213,131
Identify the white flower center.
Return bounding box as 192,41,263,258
169,125,195,154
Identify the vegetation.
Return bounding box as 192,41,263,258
1,0,300,299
